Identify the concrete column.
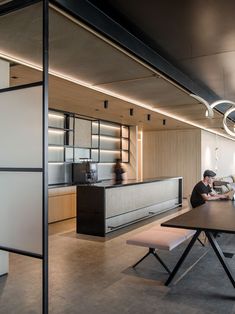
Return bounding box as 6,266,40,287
0,58,10,276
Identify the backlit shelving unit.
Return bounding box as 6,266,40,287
48,109,130,185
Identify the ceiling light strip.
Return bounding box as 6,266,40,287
1,51,234,142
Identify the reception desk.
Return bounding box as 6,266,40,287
77,177,182,236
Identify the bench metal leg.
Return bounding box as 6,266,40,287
152,250,171,274
132,249,152,268
197,237,205,247
132,248,171,274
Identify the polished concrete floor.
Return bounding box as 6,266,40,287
1,204,235,314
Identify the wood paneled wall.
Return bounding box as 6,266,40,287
126,126,138,180
143,129,201,197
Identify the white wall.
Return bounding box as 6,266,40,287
201,130,235,177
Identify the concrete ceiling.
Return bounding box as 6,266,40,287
90,0,235,105
1,2,234,136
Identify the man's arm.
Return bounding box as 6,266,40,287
201,193,229,201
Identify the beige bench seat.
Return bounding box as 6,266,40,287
127,225,196,273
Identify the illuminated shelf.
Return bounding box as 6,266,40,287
48,144,73,148
48,110,129,164
48,127,73,131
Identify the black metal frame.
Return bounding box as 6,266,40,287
42,1,49,313
0,0,40,16
0,1,49,313
48,107,130,168
132,248,171,274
0,81,43,93
165,230,235,288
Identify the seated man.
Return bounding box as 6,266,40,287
190,169,229,208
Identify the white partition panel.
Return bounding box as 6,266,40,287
0,172,42,255
0,86,42,168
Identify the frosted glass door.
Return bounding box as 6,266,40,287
0,86,42,168
0,86,43,255
0,172,42,254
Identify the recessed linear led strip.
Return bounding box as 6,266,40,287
100,124,120,130
92,135,120,141
1,51,234,142
48,113,64,119
49,162,65,165
100,150,120,153
48,146,64,150
48,129,65,134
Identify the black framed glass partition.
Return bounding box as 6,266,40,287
0,1,48,313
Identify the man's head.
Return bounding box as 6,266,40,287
203,169,216,184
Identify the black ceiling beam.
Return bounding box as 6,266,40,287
0,0,41,16
51,0,217,102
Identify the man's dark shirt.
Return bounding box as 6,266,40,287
190,181,212,208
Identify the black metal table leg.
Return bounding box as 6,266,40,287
165,230,201,286
205,231,235,288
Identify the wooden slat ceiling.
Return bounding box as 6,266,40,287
1,3,234,136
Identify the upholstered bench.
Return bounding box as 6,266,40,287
126,225,196,273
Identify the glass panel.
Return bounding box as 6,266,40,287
0,172,42,255
65,147,73,162
0,86,42,167
122,126,129,138
100,150,120,163
48,111,65,128
48,163,72,185
74,118,92,148
69,116,74,128
74,148,90,162
122,151,129,163
68,116,74,146
100,136,120,150
48,146,64,162
97,164,113,180
68,131,74,146
100,122,120,137
122,138,129,150
91,149,99,162
92,121,99,134
92,135,98,148
48,129,65,145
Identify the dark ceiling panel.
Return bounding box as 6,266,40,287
88,0,235,116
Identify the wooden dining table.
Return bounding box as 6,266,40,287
161,200,235,287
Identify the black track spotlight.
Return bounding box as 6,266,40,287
104,100,108,109
130,108,134,116
147,114,151,121
163,119,166,126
